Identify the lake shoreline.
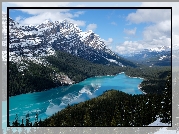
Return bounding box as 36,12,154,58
8,72,144,127
9,71,144,97
138,84,147,95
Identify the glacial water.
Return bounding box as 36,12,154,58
3,72,143,128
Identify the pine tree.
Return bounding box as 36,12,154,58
160,75,171,124
25,113,30,126
110,115,117,126
110,103,121,126
33,112,39,126
38,118,43,126
83,110,92,126
20,119,24,127
12,114,20,127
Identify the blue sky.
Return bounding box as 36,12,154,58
1,2,179,134
9,9,143,47
4,2,172,54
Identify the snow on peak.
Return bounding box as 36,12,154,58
77,31,92,41
149,46,171,52
159,55,167,61
9,17,123,67
62,19,70,24
87,30,93,33
42,19,53,24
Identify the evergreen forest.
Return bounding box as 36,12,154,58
8,50,171,127
9,75,171,127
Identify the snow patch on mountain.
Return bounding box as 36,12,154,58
149,46,171,52
9,18,127,67
159,55,167,61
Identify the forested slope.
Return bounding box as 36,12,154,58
9,50,125,96
9,75,171,127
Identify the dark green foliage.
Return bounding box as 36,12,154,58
9,61,59,96
12,114,20,127
45,50,124,83
38,77,171,127
159,75,171,124
9,50,171,127
9,50,125,96
9,49,171,96
122,66,171,94
10,79,171,127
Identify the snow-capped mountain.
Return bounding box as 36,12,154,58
121,47,171,66
9,18,136,67
148,46,171,52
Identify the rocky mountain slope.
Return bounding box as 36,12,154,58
120,46,171,66
9,18,136,67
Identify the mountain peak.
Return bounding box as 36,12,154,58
149,46,171,52
9,18,137,67
42,19,53,24
87,30,93,33
61,19,71,24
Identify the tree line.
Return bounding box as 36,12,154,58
9,74,171,127
9,50,171,96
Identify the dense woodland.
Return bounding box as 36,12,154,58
123,66,171,94
9,75,171,127
9,50,125,96
9,50,170,96
9,50,171,127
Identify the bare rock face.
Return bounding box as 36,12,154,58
9,18,133,67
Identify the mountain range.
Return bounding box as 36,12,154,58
8,17,172,127
9,18,139,96
9,18,136,67
120,46,171,67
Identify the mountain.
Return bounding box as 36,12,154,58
120,47,171,66
9,18,136,67
9,18,138,96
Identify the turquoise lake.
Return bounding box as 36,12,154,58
4,72,143,128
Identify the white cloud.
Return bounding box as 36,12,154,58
124,27,137,35
140,2,179,50
126,9,171,24
101,38,113,48
86,23,97,32
111,22,117,26
74,11,85,17
116,41,144,55
11,9,86,27
16,9,70,15
15,16,22,22
6,2,86,27
116,6,172,55
116,35,171,55
143,23,170,42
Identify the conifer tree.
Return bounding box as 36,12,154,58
33,112,39,126
20,119,24,127
160,75,171,124
25,113,30,126
12,114,20,127
83,110,92,126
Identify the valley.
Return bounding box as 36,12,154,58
8,17,171,127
